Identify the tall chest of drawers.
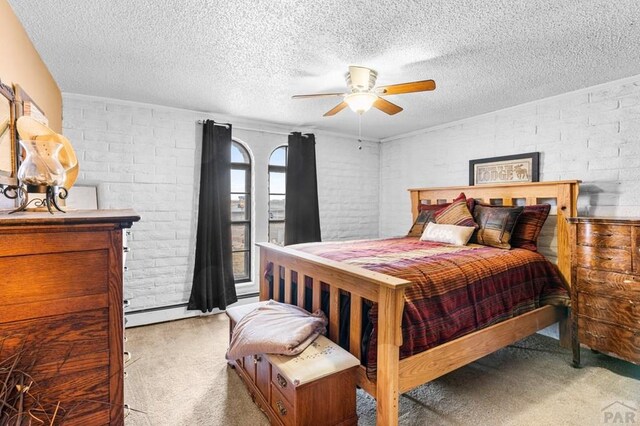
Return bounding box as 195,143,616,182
0,209,139,425
568,217,640,366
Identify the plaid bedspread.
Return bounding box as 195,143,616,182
293,237,569,377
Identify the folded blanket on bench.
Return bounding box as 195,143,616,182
226,300,327,360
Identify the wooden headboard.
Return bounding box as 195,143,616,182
408,180,580,286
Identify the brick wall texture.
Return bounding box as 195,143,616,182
62,94,379,310
63,75,640,311
380,77,640,237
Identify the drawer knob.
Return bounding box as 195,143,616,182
123,246,130,253
124,351,132,362
277,373,287,388
276,400,287,416
595,255,613,261
123,299,130,308
253,355,261,364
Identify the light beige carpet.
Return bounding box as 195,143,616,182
124,314,639,426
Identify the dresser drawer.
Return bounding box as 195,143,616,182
578,317,640,363
578,292,639,329
575,245,632,273
271,363,295,404
271,383,295,426
0,250,109,307
576,268,640,298
577,223,631,248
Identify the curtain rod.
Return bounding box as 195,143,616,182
196,120,309,137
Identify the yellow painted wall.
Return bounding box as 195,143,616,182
0,0,61,132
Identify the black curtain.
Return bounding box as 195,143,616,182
284,132,321,245
188,120,237,312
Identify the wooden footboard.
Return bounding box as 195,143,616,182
257,242,411,425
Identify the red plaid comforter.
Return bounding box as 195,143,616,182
293,237,569,377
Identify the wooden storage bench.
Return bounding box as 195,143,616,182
226,303,359,426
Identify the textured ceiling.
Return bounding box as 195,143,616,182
8,0,640,139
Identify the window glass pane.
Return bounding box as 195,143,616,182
269,195,285,220
231,224,249,251
269,222,285,246
269,171,285,194
269,146,286,166
231,194,249,221
231,142,249,163
231,169,246,193
232,251,249,280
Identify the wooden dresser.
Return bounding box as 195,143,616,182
568,217,640,366
0,210,139,425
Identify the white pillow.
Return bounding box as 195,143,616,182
420,222,475,246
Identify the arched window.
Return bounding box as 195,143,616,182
268,146,287,245
231,140,251,282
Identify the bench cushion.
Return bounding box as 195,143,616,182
266,335,359,386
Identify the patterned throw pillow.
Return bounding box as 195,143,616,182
407,205,440,237
510,204,551,251
472,205,524,249
434,193,477,228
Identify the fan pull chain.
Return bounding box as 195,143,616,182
358,114,363,150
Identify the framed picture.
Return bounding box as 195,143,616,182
0,79,18,186
469,152,539,186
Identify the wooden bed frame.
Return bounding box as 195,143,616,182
257,180,580,426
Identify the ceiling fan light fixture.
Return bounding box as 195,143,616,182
344,92,377,114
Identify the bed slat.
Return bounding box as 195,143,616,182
329,286,339,342
297,275,306,308
284,268,292,304
259,250,268,301
274,265,281,302
350,294,362,359
312,278,321,312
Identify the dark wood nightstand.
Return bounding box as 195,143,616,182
568,217,640,367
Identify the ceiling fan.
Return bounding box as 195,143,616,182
292,66,436,116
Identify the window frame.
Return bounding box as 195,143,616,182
230,140,251,283
268,145,288,245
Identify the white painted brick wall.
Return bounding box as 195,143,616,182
379,76,640,237
62,94,380,311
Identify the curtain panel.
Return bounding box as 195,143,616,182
284,132,321,245
188,120,237,312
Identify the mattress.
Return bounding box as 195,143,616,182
268,237,569,377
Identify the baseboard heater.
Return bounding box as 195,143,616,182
125,292,259,328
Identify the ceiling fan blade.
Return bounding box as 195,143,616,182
373,98,403,115
292,93,345,99
323,102,348,117
377,79,436,95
